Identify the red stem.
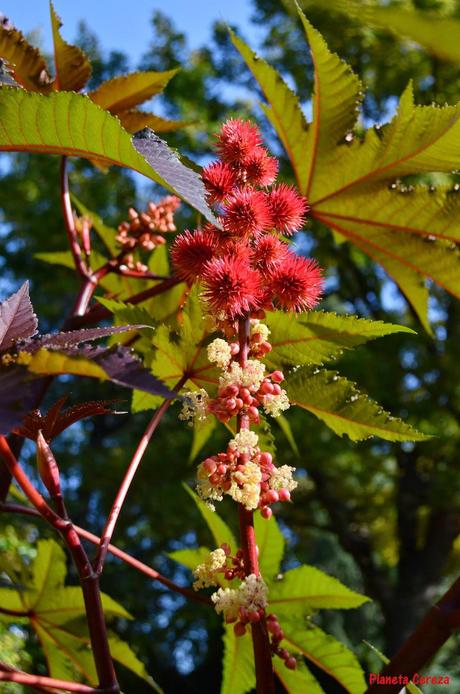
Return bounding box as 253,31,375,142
0,437,119,692
60,157,89,279
236,318,275,694
0,664,108,693
0,502,211,606
94,376,187,574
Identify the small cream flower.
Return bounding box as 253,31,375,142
196,462,224,510
219,359,265,392
207,338,232,369
262,389,290,417
229,430,259,455
179,389,209,424
211,574,268,621
192,548,227,590
250,320,270,342
229,461,262,510
269,465,298,492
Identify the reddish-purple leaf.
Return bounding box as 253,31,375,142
0,282,38,351
14,398,118,441
25,324,149,352
0,366,42,435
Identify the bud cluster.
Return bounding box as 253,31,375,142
116,196,180,254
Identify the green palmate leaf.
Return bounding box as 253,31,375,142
229,30,310,192
189,415,217,463
264,310,414,370
253,513,284,580
0,587,27,617
297,10,362,197
275,659,325,693
268,565,369,612
118,110,190,134
31,539,66,598
221,628,255,694
96,298,157,331
182,484,237,551
233,10,460,329
283,621,366,694
71,194,118,254
286,366,429,442
0,88,215,222
168,547,211,572
49,2,91,92
88,69,178,114
0,20,52,91
308,0,460,67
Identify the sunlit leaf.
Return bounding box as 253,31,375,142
221,628,255,694
88,70,178,113
283,620,366,694
182,484,237,551
49,2,91,91
286,366,429,442
268,565,369,612
0,88,216,222
274,659,325,693
119,110,190,134
0,19,52,91
168,547,210,572
254,513,284,580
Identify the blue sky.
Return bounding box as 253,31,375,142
1,0,258,66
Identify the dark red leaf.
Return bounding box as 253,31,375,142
0,282,38,351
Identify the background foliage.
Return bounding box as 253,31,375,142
1,0,460,691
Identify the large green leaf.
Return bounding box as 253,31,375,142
0,88,215,222
268,565,369,612
168,546,211,572
50,2,91,92
286,366,429,442
307,0,460,67
221,628,255,694
264,310,414,370
229,30,310,192
283,621,366,694
189,415,217,463
274,659,325,693
233,10,460,329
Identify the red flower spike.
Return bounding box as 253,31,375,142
223,190,273,237
270,254,323,312
202,161,237,204
216,118,263,165
250,235,289,274
267,184,309,235
243,149,278,187
202,254,263,319
171,229,216,282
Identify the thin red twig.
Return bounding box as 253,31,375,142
0,666,108,693
0,502,211,606
60,157,89,279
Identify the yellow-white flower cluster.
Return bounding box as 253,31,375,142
211,574,268,622
219,359,266,391
196,462,224,510
229,461,262,510
207,338,232,369
192,548,227,590
179,389,209,424
229,430,259,455
250,320,270,342
269,465,298,492
261,390,290,418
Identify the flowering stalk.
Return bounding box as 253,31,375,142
173,118,324,690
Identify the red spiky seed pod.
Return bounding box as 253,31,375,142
202,161,237,204
223,190,273,237
249,235,289,274
266,184,309,235
216,118,263,165
270,254,323,312
243,149,278,187
171,229,216,282
202,254,264,319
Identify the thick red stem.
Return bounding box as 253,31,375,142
0,437,119,692
0,662,109,693
236,318,275,694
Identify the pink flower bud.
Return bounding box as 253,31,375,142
271,370,284,383
265,489,279,504
230,342,240,355
36,431,61,499
261,507,273,519
259,452,273,466
278,489,291,502
285,657,297,670
234,622,246,637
